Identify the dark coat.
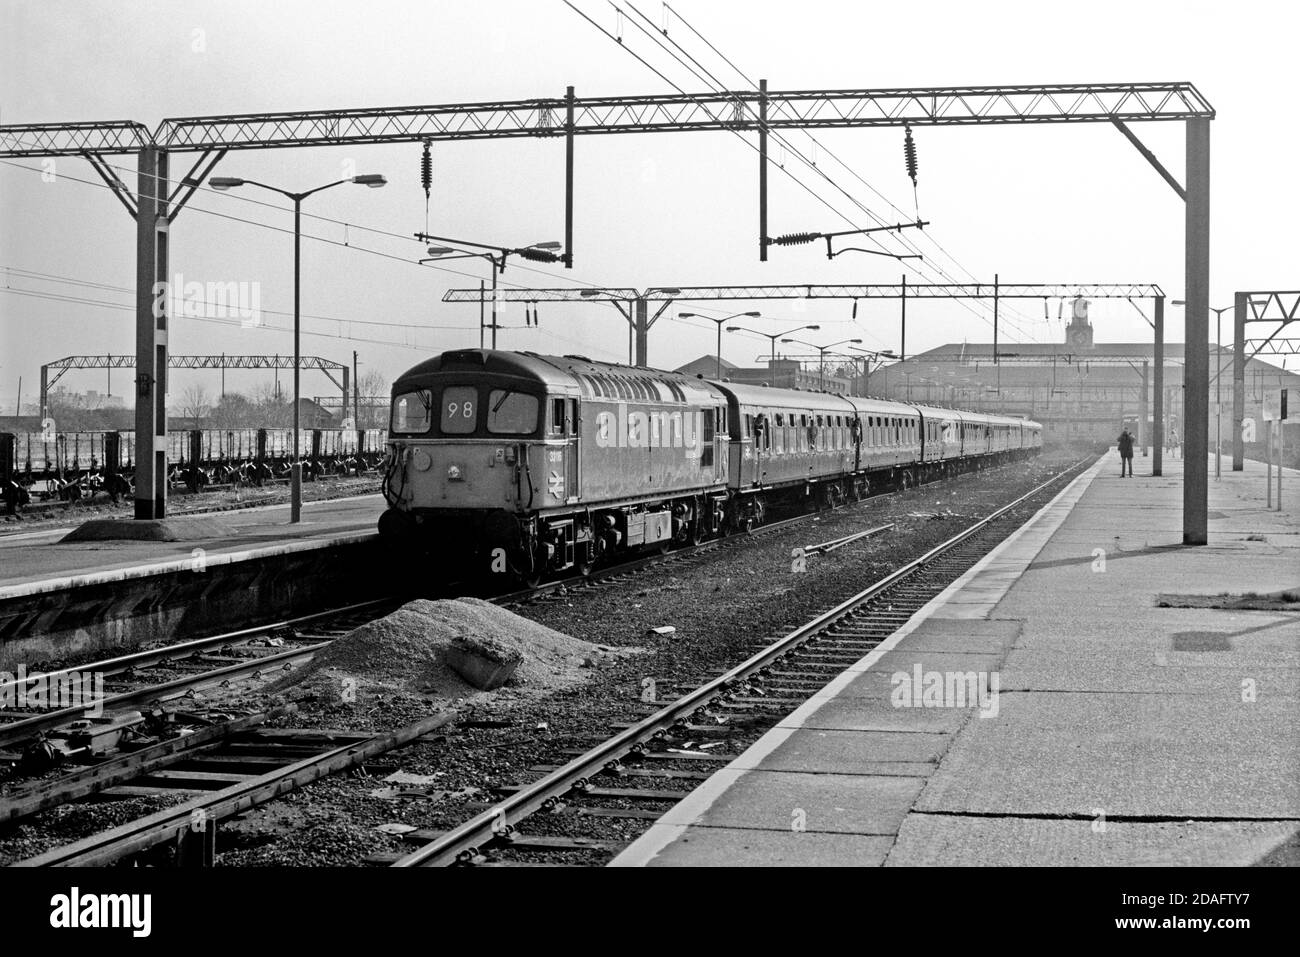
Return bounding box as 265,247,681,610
1117,431,1134,457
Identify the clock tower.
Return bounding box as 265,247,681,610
1065,296,1094,349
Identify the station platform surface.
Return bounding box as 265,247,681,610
612,452,1300,867
0,493,384,600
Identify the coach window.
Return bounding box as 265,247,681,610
392,389,433,434
486,390,539,435
439,386,477,434
549,398,565,436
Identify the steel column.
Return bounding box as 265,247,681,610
1183,118,1211,545
1232,291,1246,470
564,86,575,269
1153,296,1164,476
993,273,999,364
758,79,768,263
135,147,169,519
291,196,302,523
634,297,649,366
900,273,906,361
1139,360,1149,456
341,365,350,423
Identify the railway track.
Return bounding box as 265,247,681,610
387,456,1093,867
0,600,397,761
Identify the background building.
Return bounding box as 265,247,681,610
674,355,852,393
866,308,1299,455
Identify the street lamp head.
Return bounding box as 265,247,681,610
351,174,387,187
208,176,245,190
426,246,456,257
529,241,562,250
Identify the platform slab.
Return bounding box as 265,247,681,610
0,493,383,599
612,453,1300,867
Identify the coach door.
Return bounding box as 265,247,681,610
564,398,579,502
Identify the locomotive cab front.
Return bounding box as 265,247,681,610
379,350,579,579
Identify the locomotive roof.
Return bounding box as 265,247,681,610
393,349,580,391
392,350,727,403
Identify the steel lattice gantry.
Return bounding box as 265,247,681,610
1232,291,1300,469
39,354,349,421
0,80,1213,539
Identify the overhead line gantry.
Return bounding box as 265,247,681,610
0,81,1214,541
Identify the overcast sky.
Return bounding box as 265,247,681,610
2,0,1296,410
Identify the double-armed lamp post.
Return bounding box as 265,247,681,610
726,323,821,387
418,235,563,349
781,336,864,391
679,311,761,378
849,345,899,397
209,173,387,523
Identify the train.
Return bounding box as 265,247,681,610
378,349,1042,583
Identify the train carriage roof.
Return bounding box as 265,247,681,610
712,381,863,415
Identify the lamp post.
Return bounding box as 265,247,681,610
848,346,898,397
1173,299,1233,479
420,237,563,349
727,324,821,387
680,311,760,378
781,337,863,391
210,172,387,524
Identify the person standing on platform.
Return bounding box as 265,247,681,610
1117,428,1135,477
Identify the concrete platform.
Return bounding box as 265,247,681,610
0,494,386,667
0,493,383,600
611,453,1300,867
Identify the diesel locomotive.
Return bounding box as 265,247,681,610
379,349,1041,583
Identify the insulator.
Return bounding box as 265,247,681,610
532,303,540,326
769,231,819,247
851,298,858,320
420,140,432,200
517,247,560,263
903,126,918,186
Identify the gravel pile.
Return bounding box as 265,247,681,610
266,597,626,705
